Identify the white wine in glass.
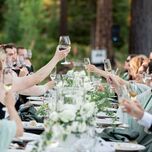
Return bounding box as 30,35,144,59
104,59,112,72
58,36,71,65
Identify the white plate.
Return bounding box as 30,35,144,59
28,101,44,106
13,132,40,142
27,96,44,101
103,108,117,112
96,118,122,126
96,112,116,118
110,142,146,151
23,121,44,130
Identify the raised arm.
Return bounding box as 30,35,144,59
86,64,128,85
5,91,24,137
12,47,69,92
19,81,55,96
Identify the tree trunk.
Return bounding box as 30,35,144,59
95,0,113,59
59,0,68,35
129,0,152,56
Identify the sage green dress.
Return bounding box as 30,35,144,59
117,83,152,152
0,119,16,152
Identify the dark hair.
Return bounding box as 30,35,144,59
17,46,25,53
3,43,16,51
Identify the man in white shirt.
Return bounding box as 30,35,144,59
122,100,152,132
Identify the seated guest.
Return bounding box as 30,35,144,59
0,46,70,117
0,91,23,152
122,100,152,132
86,64,152,151
17,46,34,73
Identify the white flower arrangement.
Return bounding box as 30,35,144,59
32,102,96,152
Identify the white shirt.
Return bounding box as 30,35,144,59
138,112,152,129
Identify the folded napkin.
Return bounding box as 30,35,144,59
98,128,139,142
18,104,43,123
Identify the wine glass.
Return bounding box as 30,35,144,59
127,81,137,100
117,85,130,124
84,58,90,66
3,68,13,91
58,36,71,65
104,59,112,72
84,58,90,79
27,50,32,59
50,67,57,81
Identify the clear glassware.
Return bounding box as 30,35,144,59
126,81,137,100
104,59,112,72
50,66,57,81
84,58,90,66
58,36,71,65
27,49,32,59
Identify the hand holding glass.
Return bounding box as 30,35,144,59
58,36,71,65
104,59,112,72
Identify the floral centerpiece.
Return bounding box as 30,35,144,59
32,101,97,152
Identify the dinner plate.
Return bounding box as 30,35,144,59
23,121,44,130
13,132,40,142
103,108,117,112
27,96,44,101
28,101,44,106
109,142,146,151
96,112,116,119
96,118,122,126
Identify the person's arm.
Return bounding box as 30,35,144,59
5,92,24,137
12,47,69,92
137,112,152,129
86,64,128,85
19,81,55,96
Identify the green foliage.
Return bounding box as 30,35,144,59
19,0,43,48
112,0,130,52
4,0,21,43
0,0,130,69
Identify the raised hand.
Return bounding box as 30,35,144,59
54,45,70,62
122,100,144,120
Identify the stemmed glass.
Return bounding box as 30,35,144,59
3,68,13,91
117,85,130,124
50,67,57,81
27,50,32,59
84,58,91,79
127,81,137,100
104,59,112,72
58,36,71,65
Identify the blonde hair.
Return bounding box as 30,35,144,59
129,55,148,78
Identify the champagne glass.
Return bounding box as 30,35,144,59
117,85,130,124
3,68,13,91
127,81,137,100
58,36,71,65
27,49,32,59
84,58,90,66
50,67,57,81
84,58,90,79
104,59,112,72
